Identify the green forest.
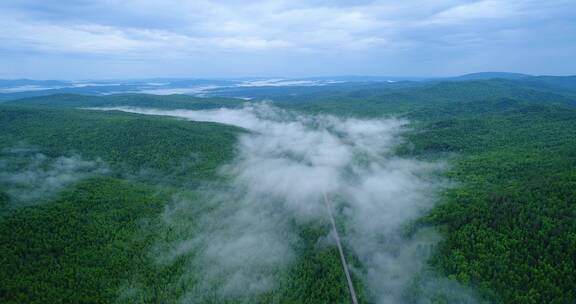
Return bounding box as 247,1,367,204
1,76,575,303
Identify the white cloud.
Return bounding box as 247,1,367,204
98,104,480,303
0,20,159,54
0,148,108,205
0,0,575,77
210,36,292,50
0,17,294,56
427,0,520,24
0,1,424,55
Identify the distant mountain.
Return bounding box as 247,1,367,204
4,93,244,110
302,73,534,82
520,75,576,94
0,79,69,88
450,72,531,81
2,74,576,102
299,75,432,82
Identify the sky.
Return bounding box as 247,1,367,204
0,0,575,79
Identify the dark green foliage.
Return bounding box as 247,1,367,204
120,216,367,303
402,100,576,303
283,78,576,303
0,191,8,209
0,177,167,304
0,105,244,302
4,93,244,110
0,104,359,303
0,106,242,184
286,79,576,117
262,223,368,304
2,75,576,303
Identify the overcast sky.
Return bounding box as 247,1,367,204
0,0,575,79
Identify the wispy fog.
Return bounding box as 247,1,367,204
0,146,108,206
102,104,477,303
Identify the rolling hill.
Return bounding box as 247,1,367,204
1,75,576,303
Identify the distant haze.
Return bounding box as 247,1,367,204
0,1,575,79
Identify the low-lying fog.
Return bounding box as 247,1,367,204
0,147,108,206
99,104,477,303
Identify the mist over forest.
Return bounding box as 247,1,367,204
1,1,576,303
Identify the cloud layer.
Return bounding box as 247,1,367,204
0,0,574,78
106,104,477,303
0,147,108,206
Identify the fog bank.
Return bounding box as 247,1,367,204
0,146,108,206
102,104,477,303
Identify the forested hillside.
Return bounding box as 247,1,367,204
0,106,241,183
3,94,244,110
407,100,576,303
284,79,576,303
283,78,576,116
0,106,240,302
0,105,360,303
201,76,576,303
1,76,576,303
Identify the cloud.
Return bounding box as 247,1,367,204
0,146,109,206
210,36,292,50
0,0,575,77
0,18,292,56
427,0,519,24
0,21,154,54
102,104,477,303
0,1,471,56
